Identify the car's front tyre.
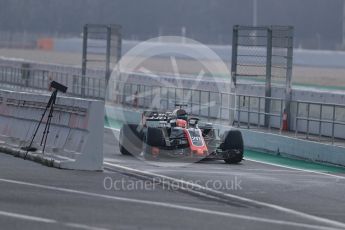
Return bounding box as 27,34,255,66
221,130,244,164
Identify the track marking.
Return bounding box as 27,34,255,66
0,210,108,230
245,158,345,180
0,210,55,224
104,126,120,131
146,168,301,174
104,161,345,229
103,157,122,163
64,223,108,230
0,178,341,230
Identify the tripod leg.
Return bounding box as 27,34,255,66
24,104,50,159
42,102,55,155
40,110,51,146
24,90,57,159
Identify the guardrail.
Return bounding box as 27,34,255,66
0,63,344,145
295,100,345,144
115,80,345,144
0,64,107,99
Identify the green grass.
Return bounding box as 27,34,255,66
104,116,123,130
245,150,345,174
291,81,345,91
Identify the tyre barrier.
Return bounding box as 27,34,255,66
0,89,104,170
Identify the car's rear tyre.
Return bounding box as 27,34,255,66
119,144,131,155
143,127,165,160
146,127,165,146
221,130,244,164
119,124,143,156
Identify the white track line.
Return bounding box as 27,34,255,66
104,126,120,132
0,210,55,224
245,158,345,180
0,178,341,230
104,162,345,230
0,210,108,230
146,168,300,174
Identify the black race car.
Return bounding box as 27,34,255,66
119,104,244,164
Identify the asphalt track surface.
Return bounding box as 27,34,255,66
0,128,345,230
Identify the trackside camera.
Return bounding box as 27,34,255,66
23,81,68,158
50,81,68,93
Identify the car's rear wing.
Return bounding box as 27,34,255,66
142,110,171,123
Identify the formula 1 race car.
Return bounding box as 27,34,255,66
119,104,244,164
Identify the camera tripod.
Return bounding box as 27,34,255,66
23,89,58,159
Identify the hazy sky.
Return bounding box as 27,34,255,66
0,0,343,49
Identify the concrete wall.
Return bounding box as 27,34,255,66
0,89,104,170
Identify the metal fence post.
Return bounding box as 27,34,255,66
285,27,294,131
208,91,211,120
319,105,323,141
191,89,194,115
21,63,30,87
158,86,161,109
231,26,239,86
105,26,111,86
332,105,336,144
174,88,177,107
231,26,239,126
258,97,261,128
199,90,201,116
228,93,232,126
295,102,299,137
237,95,241,127
166,88,169,109
264,28,273,127
81,25,88,97
279,99,283,134
247,96,251,129
151,86,154,109
306,103,310,139
220,93,223,121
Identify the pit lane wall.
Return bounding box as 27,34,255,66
107,105,345,168
0,89,104,170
